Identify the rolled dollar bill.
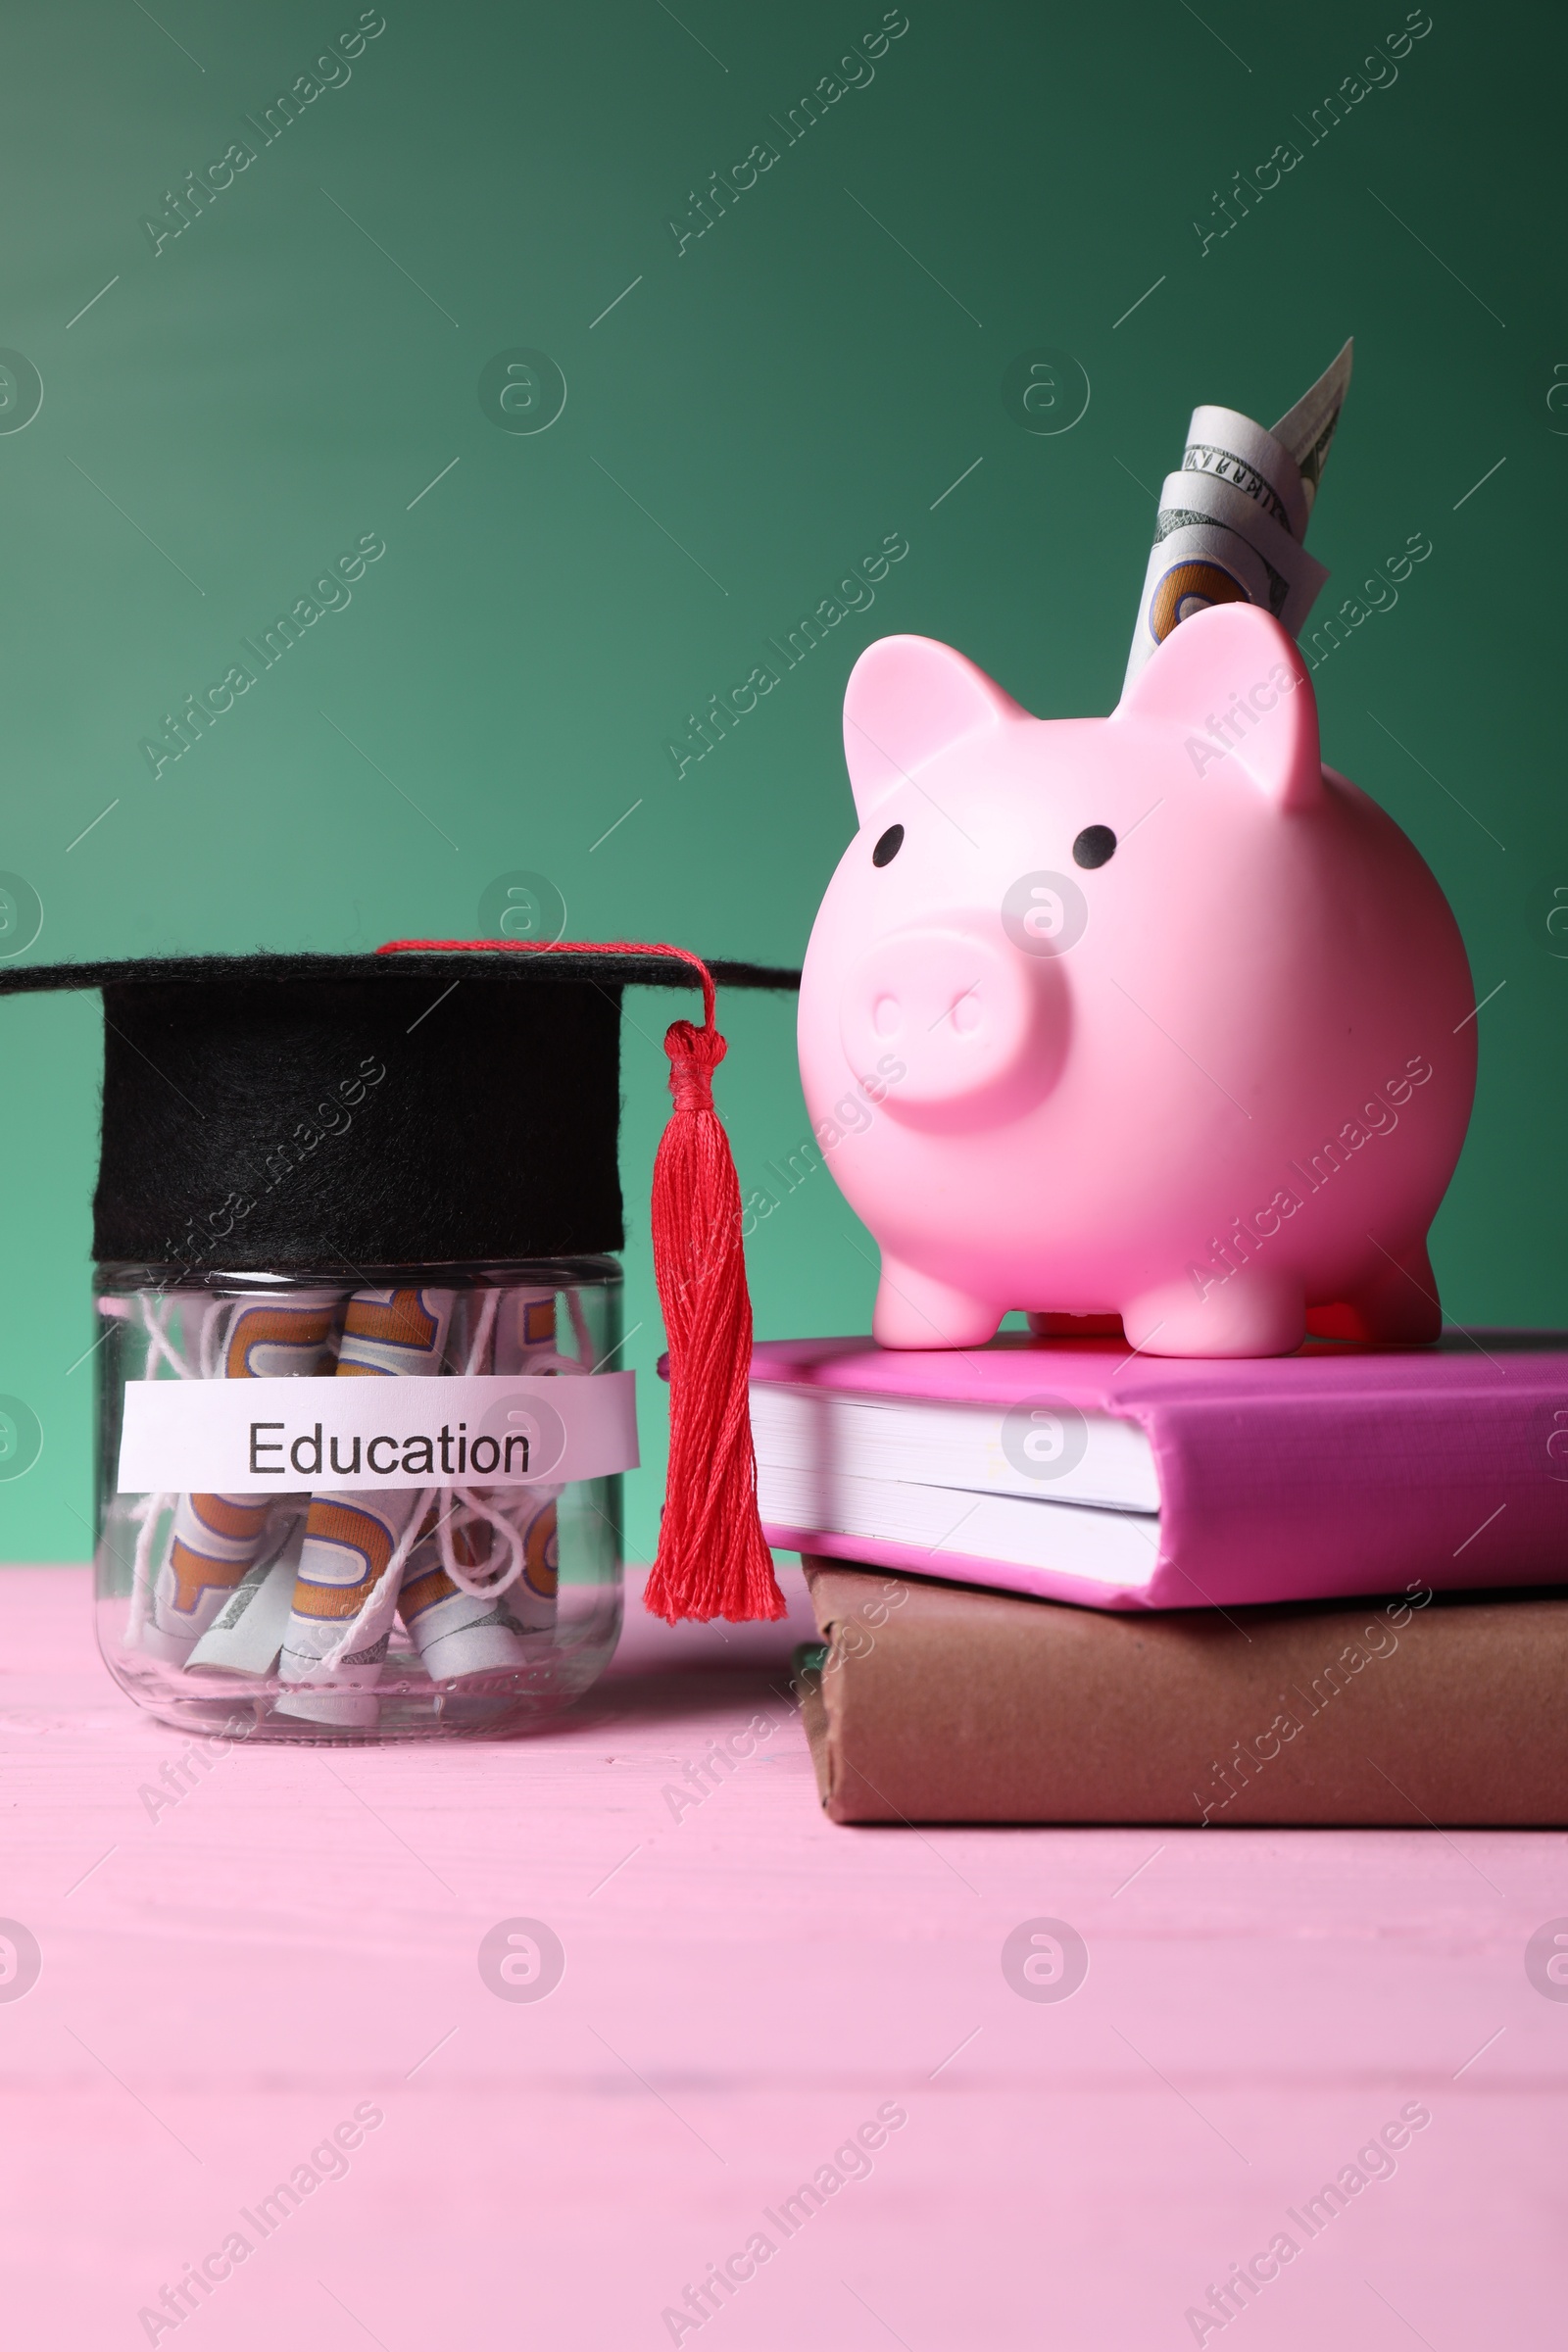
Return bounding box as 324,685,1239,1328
276,1286,456,1728
1132,466,1329,651
1270,336,1352,514
1178,407,1309,542
395,1286,564,1682
397,1491,559,1680
1122,339,1351,693
139,1293,342,1665
185,1511,308,1677
484,1279,577,1644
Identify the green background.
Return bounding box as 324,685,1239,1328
0,0,1560,1562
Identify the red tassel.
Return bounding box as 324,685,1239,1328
374,934,785,1625
643,1016,785,1624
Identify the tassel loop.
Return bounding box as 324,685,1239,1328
664,1017,725,1111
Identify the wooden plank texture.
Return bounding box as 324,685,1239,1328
0,1565,1560,2348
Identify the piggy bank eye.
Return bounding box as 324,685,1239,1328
1072,825,1116,869
872,824,905,867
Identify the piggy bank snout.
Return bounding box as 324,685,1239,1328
838,925,1057,1117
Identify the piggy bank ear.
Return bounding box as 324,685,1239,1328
1114,602,1323,810
843,634,1025,821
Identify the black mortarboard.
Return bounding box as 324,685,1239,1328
0,936,799,1623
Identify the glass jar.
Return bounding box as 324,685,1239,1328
93,1259,627,1741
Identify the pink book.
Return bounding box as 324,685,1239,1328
749,1333,1568,1612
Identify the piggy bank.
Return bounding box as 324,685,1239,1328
797,600,1476,1356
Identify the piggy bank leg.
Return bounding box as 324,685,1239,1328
873,1258,1002,1349
1307,1237,1442,1345
1121,1269,1306,1358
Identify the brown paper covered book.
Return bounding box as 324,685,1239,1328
800,1558,1568,1827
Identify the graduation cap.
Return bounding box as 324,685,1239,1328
0,936,799,1625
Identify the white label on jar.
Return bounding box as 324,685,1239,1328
117,1372,638,1494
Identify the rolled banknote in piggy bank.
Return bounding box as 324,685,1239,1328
1123,339,1350,690
797,599,1476,1356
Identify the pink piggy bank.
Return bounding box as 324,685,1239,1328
797,601,1476,1356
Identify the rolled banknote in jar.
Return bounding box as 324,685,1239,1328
487,1279,580,1634
395,1286,564,1682
185,1502,309,1677
1122,339,1351,693
139,1292,343,1665
396,1490,559,1680
276,1286,456,1728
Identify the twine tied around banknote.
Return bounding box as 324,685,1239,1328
418,1285,528,1604
375,937,787,1626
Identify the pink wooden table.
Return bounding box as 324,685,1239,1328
1,1563,1562,2348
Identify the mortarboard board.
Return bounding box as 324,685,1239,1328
0,936,800,1626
